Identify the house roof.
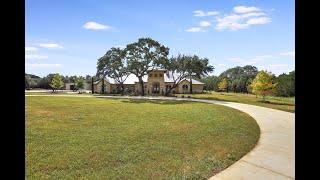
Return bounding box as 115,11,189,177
94,74,147,85
164,73,204,84
182,79,204,84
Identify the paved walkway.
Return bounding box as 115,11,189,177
26,95,295,179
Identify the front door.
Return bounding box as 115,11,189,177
152,82,160,94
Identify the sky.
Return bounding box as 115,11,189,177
25,0,295,77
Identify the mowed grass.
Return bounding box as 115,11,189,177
176,91,295,113
26,96,260,179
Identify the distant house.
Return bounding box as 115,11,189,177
93,69,204,94
65,82,90,90
65,83,76,90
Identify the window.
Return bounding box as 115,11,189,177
149,74,153,77
159,74,162,77
183,85,188,90
166,85,172,91
155,74,158,77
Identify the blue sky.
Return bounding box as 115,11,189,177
25,0,295,77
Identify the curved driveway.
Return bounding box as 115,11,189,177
26,95,295,179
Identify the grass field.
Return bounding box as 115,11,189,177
25,90,295,113
176,91,295,113
26,96,260,179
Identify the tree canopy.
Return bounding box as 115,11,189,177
273,70,295,97
125,38,169,95
219,65,258,93
75,77,85,92
50,74,64,92
251,71,276,101
162,55,213,95
97,47,130,94
218,78,228,92
200,75,219,91
25,74,36,89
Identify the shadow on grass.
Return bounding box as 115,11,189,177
191,97,232,102
120,99,194,105
94,97,193,105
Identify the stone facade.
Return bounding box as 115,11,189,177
146,69,166,95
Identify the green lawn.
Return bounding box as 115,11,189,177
176,91,295,113
26,96,260,179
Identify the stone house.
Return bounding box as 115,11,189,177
93,69,204,94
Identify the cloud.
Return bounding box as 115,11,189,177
215,6,271,31
233,6,260,14
227,55,273,65
25,47,38,52
199,21,211,27
39,43,63,49
246,17,271,25
25,54,48,60
26,63,62,68
270,64,288,67
185,27,205,32
185,21,211,33
250,55,273,61
241,12,267,18
216,14,249,30
83,21,111,30
193,10,219,17
280,51,295,57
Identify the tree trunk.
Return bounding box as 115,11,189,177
165,84,177,96
91,77,94,94
138,77,144,96
121,83,124,95
189,78,193,94
244,79,248,93
101,77,105,94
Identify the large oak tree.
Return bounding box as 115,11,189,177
163,55,214,95
125,38,169,95
219,65,258,93
97,47,130,95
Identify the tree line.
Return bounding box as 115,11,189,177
200,66,295,97
25,73,95,91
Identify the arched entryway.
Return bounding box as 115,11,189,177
152,82,160,94
182,84,188,93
